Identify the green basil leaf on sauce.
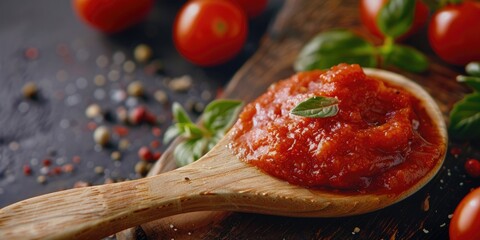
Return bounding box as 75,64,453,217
382,44,428,73
449,93,480,140
202,99,243,133
291,96,339,118
457,75,480,92
377,0,416,38
294,30,377,71
466,62,480,77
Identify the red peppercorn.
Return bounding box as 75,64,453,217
113,125,129,137
153,152,161,160
145,111,157,125
23,165,32,176
51,167,62,175
450,147,462,156
42,159,52,166
25,47,39,60
87,121,97,131
216,87,224,98
152,127,162,137
150,140,160,149
129,106,147,125
465,159,480,178
72,156,81,164
138,146,153,161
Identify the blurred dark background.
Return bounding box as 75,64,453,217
0,0,283,207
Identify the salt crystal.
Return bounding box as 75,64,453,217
76,77,88,89
96,55,109,68
76,48,89,61
113,51,126,65
18,102,30,113
66,94,81,106
60,119,70,129
123,60,136,73
94,89,106,100
108,70,120,81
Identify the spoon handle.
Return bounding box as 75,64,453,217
0,167,209,240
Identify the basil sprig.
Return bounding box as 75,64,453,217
377,0,416,39
295,30,377,71
449,62,480,140
295,0,428,73
291,96,339,118
164,100,243,166
381,44,428,73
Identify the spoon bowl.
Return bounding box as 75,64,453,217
0,69,447,240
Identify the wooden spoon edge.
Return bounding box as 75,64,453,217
189,68,449,217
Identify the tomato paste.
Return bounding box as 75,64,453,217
230,64,444,193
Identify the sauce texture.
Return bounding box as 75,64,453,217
230,64,444,193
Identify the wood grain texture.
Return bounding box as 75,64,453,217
0,93,447,240
123,0,471,239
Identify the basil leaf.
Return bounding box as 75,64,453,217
163,125,180,144
449,93,480,140
172,102,192,124
174,138,210,166
466,62,480,77
167,99,243,166
457,76,480,92
174,138,198,166
176,122,204,138
294,30,377,71
202,99,243,133
377,0,416,38
382,44,428,73
291,96,339,118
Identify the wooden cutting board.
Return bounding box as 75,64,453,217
118,0,473,239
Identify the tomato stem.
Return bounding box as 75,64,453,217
378,36,394,55
439,0,463,8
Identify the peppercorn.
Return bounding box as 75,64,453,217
129,106,147,125
134,44,153,63
85,104,102,119
138,146,153,161
22,82,38,98
127,81,144,97
93,126,110,146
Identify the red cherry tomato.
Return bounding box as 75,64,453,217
230,0,268,18
359,0,429,40
450,188,480,240
72,0,153,33
465,159,480,178
429,2,480,65
174,0,248,66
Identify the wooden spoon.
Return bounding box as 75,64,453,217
0,69,447,240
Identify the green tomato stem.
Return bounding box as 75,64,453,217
439,0,464,8
378,36,395,55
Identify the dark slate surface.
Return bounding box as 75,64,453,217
0,0,283,207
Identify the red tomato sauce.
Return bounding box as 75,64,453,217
230,64,444,193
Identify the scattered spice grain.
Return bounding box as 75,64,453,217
22,82,38,98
